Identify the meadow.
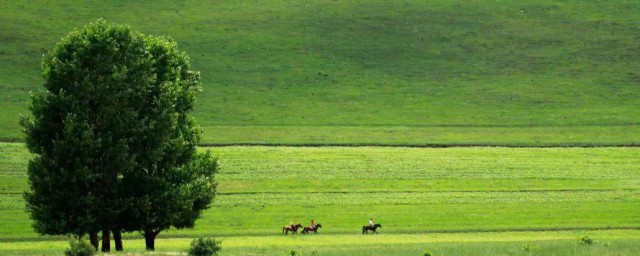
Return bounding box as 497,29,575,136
4,231,640,256
1,0,639,145
1,143,639,255
1,0,639,255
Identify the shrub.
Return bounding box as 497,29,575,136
521,243,539,251
288,248,298,256
64,238,95,256
578,236,595,245
188,237,222,256
422,250,433,256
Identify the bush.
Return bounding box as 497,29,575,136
521,243,539,251
64,237,95,256
578,236,595,245
188,237,222,256
422,250,433,256
288,248,298,256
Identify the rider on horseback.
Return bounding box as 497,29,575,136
290,219,294,230
369,218,374,228
310,219,316,230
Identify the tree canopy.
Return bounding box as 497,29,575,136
21,19,217,252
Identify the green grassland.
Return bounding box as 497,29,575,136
1,0,640,145
3,231,640,255
1,143,639,255
2,0,640,254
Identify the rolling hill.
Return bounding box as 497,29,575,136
1,0,638,145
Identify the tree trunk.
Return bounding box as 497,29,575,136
144,228,158,251
89,232,99,251
114,229,123,251
101,228,110,253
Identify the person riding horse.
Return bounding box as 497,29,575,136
363,218,381,234
302,223,322,234
283,223,303,235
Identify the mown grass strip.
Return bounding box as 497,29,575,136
199,125,640,146
213,190,640,206
217,178,640,193
211,146,640,181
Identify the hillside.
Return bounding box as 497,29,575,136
1,0,639,145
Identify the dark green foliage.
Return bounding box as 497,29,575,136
188,237,221,256
579,236,595,245
64,237,96,256
20,19,217,251
422,250,432,256
521,243,539,251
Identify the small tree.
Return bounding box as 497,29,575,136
22,19,217,252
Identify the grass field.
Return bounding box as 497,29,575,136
2,143,639,255
1,0,640,145
2,0,639,255
3,231,640,256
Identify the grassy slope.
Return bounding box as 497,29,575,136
2,143,640,255
1,1,639,145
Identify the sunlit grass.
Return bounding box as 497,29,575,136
3,144,639,240
3,230,640,255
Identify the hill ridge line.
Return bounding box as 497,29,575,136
199,143,640,148
206,123,640,128
2,140,640,148
217,188,640,195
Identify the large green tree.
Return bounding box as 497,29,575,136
21,19,217,252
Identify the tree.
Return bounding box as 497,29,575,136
126,152,218,250
21,19,217,252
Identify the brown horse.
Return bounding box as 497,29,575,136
362,223,381,234
283,223,303,235
301,223,323,234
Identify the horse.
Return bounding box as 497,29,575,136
283,223,303,235
302,223,323,234
362,223,381,234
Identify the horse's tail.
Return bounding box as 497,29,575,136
283,227,285,233
362,226,365,234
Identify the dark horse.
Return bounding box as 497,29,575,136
283,223,303,235
302,223,323,234
362,224,381,234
